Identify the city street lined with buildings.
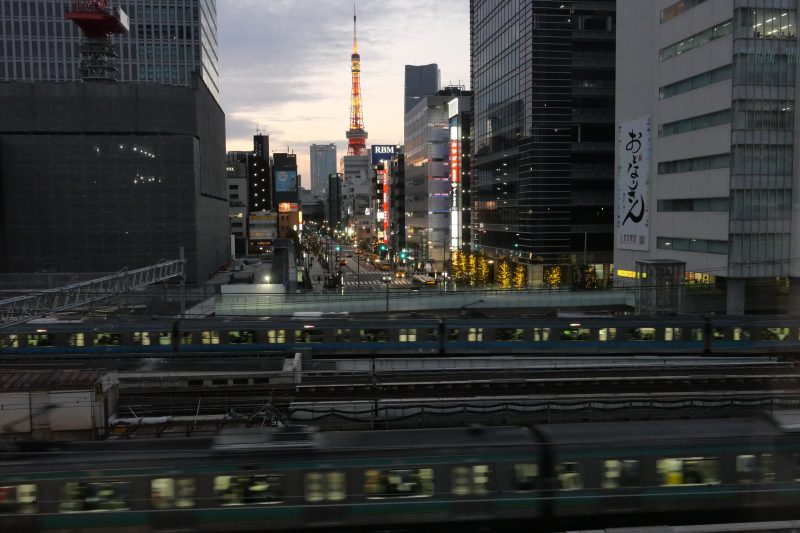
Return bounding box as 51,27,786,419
3,1,800,532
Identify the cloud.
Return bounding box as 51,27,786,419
218,0,469,180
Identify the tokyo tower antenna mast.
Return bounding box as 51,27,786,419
346,5,368,156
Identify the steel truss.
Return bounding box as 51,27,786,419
0,260,184,328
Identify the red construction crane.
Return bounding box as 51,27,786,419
65,0,129,81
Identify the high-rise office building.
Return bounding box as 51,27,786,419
470,1,616,280
405,88,470,271
616,0,800,314
248,134,270,213
404,64,440,115
310,144,337,201
0,0,220,100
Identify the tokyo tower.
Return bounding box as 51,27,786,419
346,7,368,156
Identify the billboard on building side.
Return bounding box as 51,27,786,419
371,145,397,165
616,117,651,252
275,170,297,192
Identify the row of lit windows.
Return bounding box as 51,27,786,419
657,236,729,255
659,109,730,137
9,326,800,349
4,453,792,514
660,19,732,61
659,65,731,100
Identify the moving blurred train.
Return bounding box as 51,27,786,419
1,416,800,532
1,315,800,357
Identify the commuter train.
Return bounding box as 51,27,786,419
1,416,800,532
1,315,799,357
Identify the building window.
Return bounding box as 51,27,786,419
657,237,729,255
660,20,732,61
661,0,712,23
659,109,731,137
659,65,731,100
658,154,730,174
736,8,796,39
657,198,729,212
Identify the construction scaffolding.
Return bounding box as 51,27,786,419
0,260,184,328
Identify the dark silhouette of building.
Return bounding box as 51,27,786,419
470,0,615,271
404,64,440,114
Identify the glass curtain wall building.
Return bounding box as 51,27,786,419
470,0,615,282
0,0,220,101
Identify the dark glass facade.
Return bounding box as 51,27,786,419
404,64,440,115
248,135,271,212
470,0,615,265
0,81,228,282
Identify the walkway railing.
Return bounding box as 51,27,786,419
0,260,184,328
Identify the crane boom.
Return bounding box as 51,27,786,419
65,0,129,81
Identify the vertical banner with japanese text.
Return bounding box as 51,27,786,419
616,117,651,251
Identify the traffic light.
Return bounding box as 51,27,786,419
380,244,387,251
336,245,341,252
399,252,406,260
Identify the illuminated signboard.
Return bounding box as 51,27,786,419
275,170,297,192
278,202,299,213
379,167,389,244
371,145,397,165
449,140,460,184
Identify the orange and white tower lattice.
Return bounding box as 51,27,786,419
346,6,368,156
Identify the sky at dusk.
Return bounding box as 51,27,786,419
218,0,471,186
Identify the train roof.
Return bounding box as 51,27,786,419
536,417,782,446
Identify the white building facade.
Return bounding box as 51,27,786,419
616,0,800,314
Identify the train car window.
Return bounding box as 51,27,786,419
295,329,323,343
513,464,538,491
602,460,641,488
133,332,151,346
626,328,655,341
497,328,525,341
737,454,775,483
180,332,193,345
664,327,682,341
228,330,256,344
691,328,704,341
425,329,438,341
151,478,195,508
68,333,85,347
159,332,172,345
733,327,751,341
467,327,483,342
92,333,121,346
533,328,550,341
452,465,490,495
360,329,388,342
336,329,350,342
399,328,417,342
28,334,55,347
305,472,346,502
556,462,583,490
560,328,590,341
0,334,19,348
791,454,800,480
59,481,130,512
448,329,460,341
214,475,283,505
202,331,220,344
267,329,286,344
761,327,790,341
712,328,725,340
0,484,37,514
599,328,616,341
364,468,434,499
657,457,720,486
